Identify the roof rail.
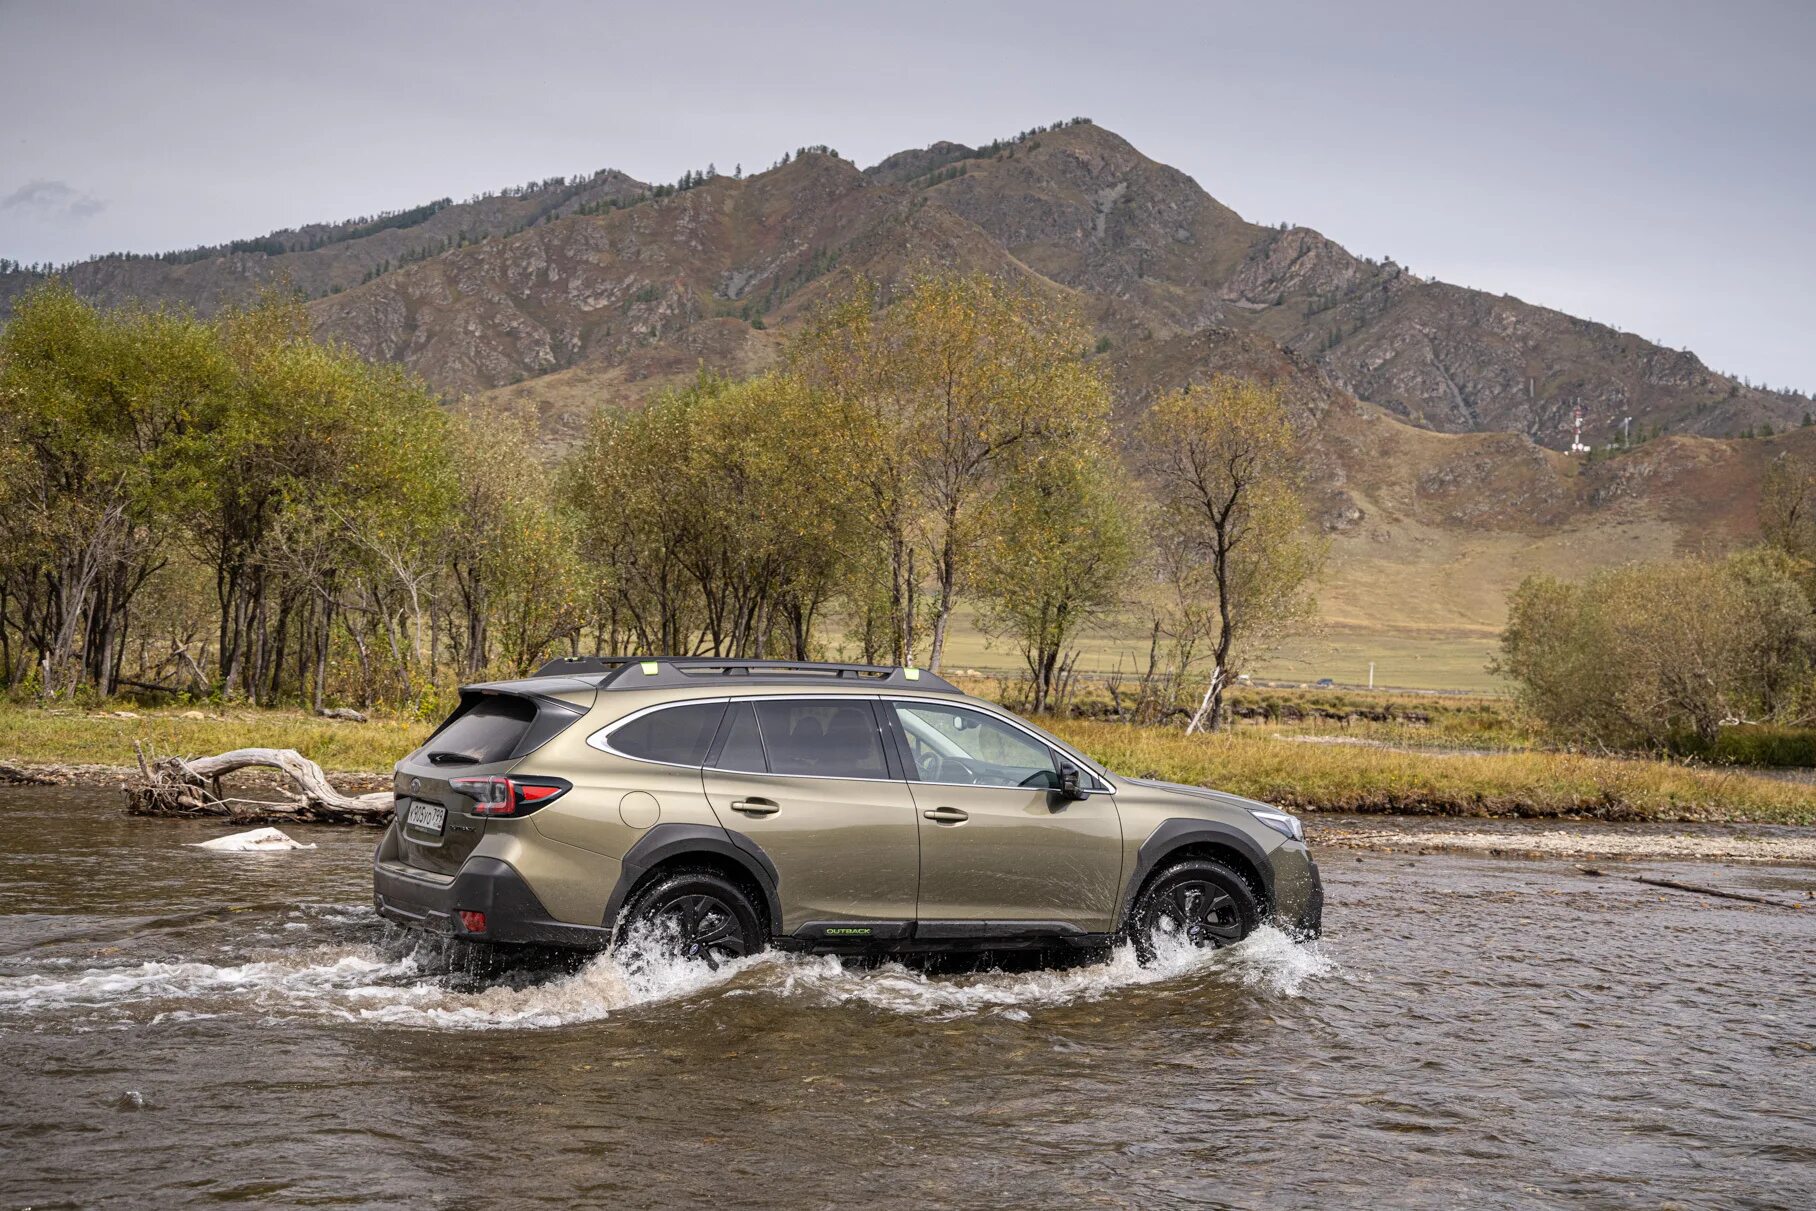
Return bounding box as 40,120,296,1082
531,655,961,693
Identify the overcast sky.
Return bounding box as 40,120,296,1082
2,0,1811,389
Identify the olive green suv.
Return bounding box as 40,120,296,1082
373,659,1322,964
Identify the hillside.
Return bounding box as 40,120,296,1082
0,168,649,316
4,120,1801,686
5,121,1802,446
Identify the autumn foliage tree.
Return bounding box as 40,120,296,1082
1139,377,1325,732
790,273,1113,670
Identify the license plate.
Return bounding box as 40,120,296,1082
406,801,446,834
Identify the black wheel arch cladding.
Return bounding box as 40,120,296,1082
604,822,782,938
1118,818,1275,931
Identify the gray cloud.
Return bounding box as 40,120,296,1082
1,179,106,220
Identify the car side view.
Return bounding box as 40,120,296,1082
373,658,1322,965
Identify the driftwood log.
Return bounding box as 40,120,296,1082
126,743,393,826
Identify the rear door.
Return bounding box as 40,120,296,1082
392,690,585,877
888,700,1123,932
699,696,919,935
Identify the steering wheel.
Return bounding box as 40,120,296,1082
918,751,979,783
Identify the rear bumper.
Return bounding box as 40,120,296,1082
373,850,612,949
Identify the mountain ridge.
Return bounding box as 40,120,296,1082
4,120,1799,450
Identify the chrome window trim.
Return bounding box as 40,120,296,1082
587,693,902,783
586,697,732,771
586,692,1114,793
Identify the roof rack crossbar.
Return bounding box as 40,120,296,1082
531,655,960,693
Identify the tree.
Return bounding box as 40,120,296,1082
563,372,858,659
975,450,1136,713
1761,450,1816,563
0,283,228,697
1496,552,1816,747
789,273,1110,670
1138,377,1324,732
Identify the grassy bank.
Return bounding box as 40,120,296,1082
1,703,1810,826
1047,720,1816,826
0,706,427,774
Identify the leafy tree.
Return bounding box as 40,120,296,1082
1761,450,1816,563
975,450,1135,713
790,273,1110,670
564,372,857,659
1497,552,1816,746
0,283,228,697
1138,376,1325,732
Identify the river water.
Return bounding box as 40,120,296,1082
2,788,1813,1208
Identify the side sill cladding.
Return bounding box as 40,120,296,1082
600,822,783,940
1116,818,1277,933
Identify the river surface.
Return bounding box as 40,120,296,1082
3,788,1813,1208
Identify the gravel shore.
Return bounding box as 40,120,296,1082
1310,819,1816,863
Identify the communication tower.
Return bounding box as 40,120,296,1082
1568,405,1590,454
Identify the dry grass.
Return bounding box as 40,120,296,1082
3,703,1809,826
1047,720,1816,826
0,706,428,775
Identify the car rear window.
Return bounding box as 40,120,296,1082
424,694,548,765
608,702,728,766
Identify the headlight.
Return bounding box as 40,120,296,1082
1248,807,1304,842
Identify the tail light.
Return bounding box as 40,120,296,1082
448,776,570,817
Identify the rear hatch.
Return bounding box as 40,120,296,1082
392,684,591,877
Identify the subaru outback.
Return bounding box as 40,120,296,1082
373,658,1323,964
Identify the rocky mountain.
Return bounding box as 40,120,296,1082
3,121,1801,451
0,168,649,317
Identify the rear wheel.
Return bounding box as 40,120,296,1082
1129,859,1260,963
618,869,762,969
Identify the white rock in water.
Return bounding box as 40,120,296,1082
192,827,316,852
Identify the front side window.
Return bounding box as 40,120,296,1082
752,699,887,779
892,703,1060,789
606,701,727,766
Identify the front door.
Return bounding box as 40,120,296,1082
700,697,919,936
887,700,1123,933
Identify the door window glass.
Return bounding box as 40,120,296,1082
606,702,727,766
753,700,887,779
892,703,1061,788
713,702,768,773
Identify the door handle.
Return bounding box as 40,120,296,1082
730,798,779,816
922,807,969,824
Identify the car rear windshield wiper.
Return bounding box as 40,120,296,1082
426,750,481,766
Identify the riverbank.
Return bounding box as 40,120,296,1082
1307,816,1816,866
1,702,1812,827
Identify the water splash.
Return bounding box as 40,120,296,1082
0,921,1338,1033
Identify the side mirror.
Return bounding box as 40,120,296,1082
1057,760,1087,800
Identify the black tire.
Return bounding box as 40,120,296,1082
618,868,763,969
1129,859,1260,963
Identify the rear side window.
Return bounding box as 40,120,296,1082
608,702,727,766
423,694,544,765
753,699,887,779
714,702,768,773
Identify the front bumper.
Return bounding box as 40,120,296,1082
1269,847,1324,939
373,851,611,949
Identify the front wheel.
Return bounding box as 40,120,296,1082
618,869,762,969
1129,859,1260,963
